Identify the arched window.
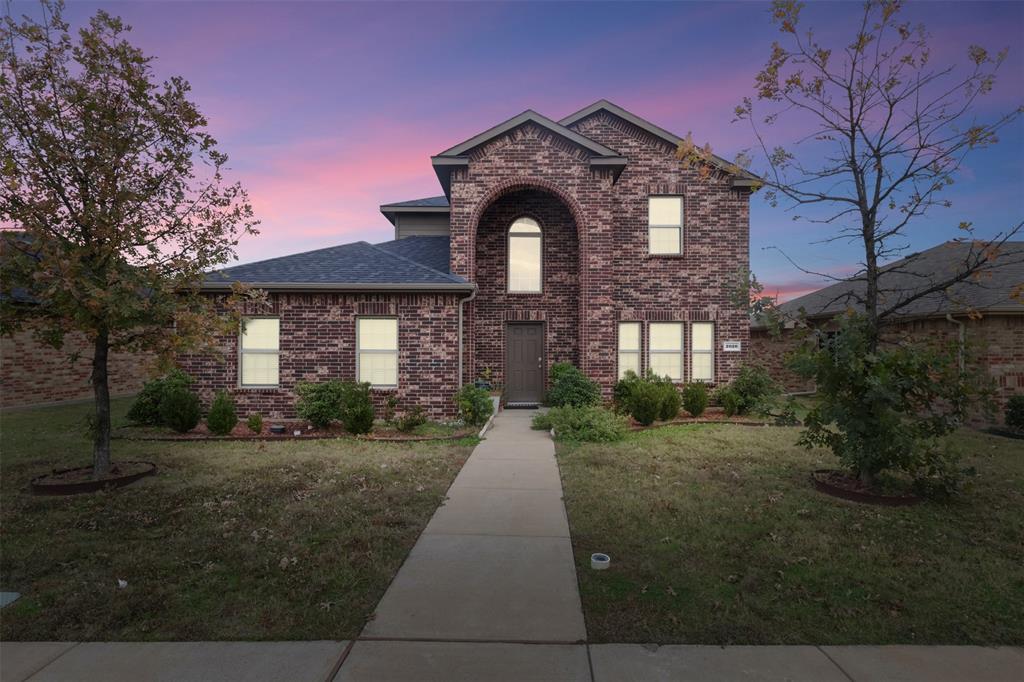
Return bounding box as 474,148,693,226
508,217,542,293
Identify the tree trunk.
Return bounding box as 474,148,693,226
92,329,112,478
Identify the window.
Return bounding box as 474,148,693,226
240,317,280,387
508,217,542,293
691,322,715,382
618,322,641,379
648,322,683,381
357,317,398,387
648,196,682,255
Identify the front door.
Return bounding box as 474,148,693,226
506,323,544,404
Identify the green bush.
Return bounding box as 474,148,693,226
728,365,779,415
395,405,427,433
206,390,238,436
295,380,346,428
626,380,662,426
246,414,263,434
339,382,375,435
531,412,553,431
612,370,643,413
455,385,493,426
653,377,681,421
716,386,742,416
545,363,601,408
682,382,709,417
547,406,628,443
126,369,192,425
1006,395,1024,431
159,386,200,433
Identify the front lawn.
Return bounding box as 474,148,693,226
0,399,475,641
557,424,1024,645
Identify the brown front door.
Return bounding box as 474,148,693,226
506,323,544,404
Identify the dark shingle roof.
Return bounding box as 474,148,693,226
770,240,1024,324
379,196,449,209
204,237,466,290
375,236,451,274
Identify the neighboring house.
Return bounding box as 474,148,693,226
750,240,1024,423
182,100,759,418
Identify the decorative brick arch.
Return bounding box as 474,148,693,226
469,176,588,235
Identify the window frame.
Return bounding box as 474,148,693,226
647,321,685,382
647,195,684,256
617,321,642,380
690,321,715,383
238,316,281,389
507,216,543,294
356,316,399,388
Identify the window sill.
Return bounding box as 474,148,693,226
506,291,544,296
646,253,686,259
237,386,281,392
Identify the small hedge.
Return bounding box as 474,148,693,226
206,390,238,436
339,382,375,435
455,385,493,426
545,362,601,408
613,370,681,425
160,386,201,433
395,405,427,433
127,369,193,426
246,414,264,434
682,382,709,417
714,365,778,416
1006,395,1024,431
295,380,375,434
547,406,628,443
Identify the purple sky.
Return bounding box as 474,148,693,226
57,1,1024,300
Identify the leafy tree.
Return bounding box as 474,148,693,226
0,3,258,475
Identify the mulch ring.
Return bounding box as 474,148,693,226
31,461,157,496
114,421,473,443
811,469,921,506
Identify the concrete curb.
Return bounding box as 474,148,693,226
477,397,501,439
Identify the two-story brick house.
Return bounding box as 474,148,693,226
184,101,758,418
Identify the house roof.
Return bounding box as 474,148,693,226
379,196,450,226
203,237,469,292
559,99,763,185
760,240,1024,327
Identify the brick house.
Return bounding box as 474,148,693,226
750,240,1024,424
183,101,759,418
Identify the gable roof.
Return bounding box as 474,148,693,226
560,99,762,185
764,240,1024,326
203,237,469,292
379,195,450,226
431,109,627,196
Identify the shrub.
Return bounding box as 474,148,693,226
682,382,709,417
531,412,553,431
160,386,200,433
246,414,264,434
612,370,643,413
295,380,346,428
653,377,681,421
127,369,192,425
730,365,779,415
545,364,601,408
626,380,662,426
547,406,628,443
339,382,375,435
455,385,493,426
1006,395,1024,431
395,405,427,433
716,386,742,416
383,394,399,425
206,390,238,436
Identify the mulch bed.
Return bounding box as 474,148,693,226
628,408,778,431
114,421,473,443
31,461,157,496
985,426,1024,441
811,469,921,506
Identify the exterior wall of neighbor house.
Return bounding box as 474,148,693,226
449,113,750,394
750,313,1024,425
0,322,155,408
178,292,462,420
394,212,451,240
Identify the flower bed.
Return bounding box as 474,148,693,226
627,407,779,430
114,420,474,442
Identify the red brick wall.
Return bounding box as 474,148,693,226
178,292,461,420
1,323,155,408
449,112,751,393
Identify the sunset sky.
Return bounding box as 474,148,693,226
57,1,1024,301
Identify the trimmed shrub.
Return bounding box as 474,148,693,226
612,370,643,413
395,405,427,433
716,386,742,417
160,386,200,433
531,412,553,431
206,390,238,436
295,380,346,428
682,382,709,417
455,385,493,426
339,382,375,435
547,406,628,443
545,364,601,408
729,365,779,415
127,369,192,425
1006,395,1024,431
246,414,264,434
626,381,662,426
654,378,681,421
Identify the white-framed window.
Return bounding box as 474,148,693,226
648,196,683,255
508,217,542,293
239,317,280,387
691,322,715,382
648,322,684,381
357,317,398,387
617,322,642,379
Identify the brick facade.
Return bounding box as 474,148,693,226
1,322,155,408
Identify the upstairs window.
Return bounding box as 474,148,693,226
240,318,280,387
648,196,683,255
508,217,542,293
691,322,715,382
649,322,684,381
618,322,641,379
357,317,399,387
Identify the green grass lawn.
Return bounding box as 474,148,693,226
0,398,475,641
557,424,1024,645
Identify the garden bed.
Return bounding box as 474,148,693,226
628,407,779,430
114,420,474,442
